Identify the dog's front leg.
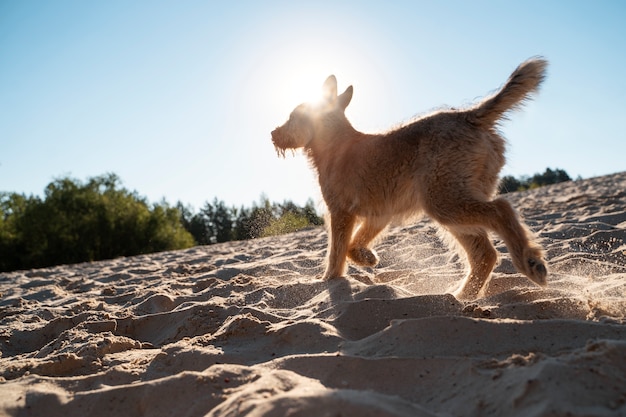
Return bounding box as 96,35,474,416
323,211,356,280
348,217,388,267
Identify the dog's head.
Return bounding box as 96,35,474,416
271,75,353,157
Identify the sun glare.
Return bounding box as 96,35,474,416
279,66,333,109
256,32,388,133
262,40,371,116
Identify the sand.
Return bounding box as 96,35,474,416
1,172,625,417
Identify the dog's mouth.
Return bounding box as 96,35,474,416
271,128,287,157
273,143,287,158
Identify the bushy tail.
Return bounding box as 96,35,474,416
469,57,547,127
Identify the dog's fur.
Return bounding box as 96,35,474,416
271,58,548,300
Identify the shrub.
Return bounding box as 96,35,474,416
499,168,572,194
0,174,194,272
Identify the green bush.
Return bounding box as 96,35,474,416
0,174,194,272
179,197,323,244
261,211,311,237
1,172,325,272
499,168,572,194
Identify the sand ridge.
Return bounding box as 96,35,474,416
1,173,625,416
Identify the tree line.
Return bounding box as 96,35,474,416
1,168,571,272
0,174,322,272
499,168,572,194
176,197,323,245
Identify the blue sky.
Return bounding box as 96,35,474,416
1,1,625,210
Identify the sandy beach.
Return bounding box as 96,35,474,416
1,172,625,416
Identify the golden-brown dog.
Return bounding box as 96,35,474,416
271,58,548,300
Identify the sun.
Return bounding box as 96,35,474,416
251,33,387,134
262,40,370,116
277,63,336,110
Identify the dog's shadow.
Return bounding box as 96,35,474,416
325,276,357,306
325,273,376,305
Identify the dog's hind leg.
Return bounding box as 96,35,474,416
323,211,356,280
348,217,388,267
448,228,498,300
429,197,547,289
481,198,547,286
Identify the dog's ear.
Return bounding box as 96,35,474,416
338,86,353,110
322,75,338,103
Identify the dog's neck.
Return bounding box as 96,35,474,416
305,119,366,176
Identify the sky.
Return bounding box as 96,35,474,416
1,1,625,211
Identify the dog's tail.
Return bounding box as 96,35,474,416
469,57,547,127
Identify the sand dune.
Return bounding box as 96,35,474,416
1,172,625,416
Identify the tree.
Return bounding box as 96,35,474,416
203,199,234,243
0,174,194,272
528,168,571,189
241,198,274,240
178,199,237,244
499,168,572,194
177,202,212,245
1,172,327,271
261,199,324,237
0,193,33,271
499,176,523,194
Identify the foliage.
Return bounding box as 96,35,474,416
0,174,194,272
178,198,235,244
260,199,323,238
179,196,323,244
499,168,572,194
1,173,324,272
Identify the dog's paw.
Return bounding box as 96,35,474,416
453,275,486,301
322,269,345,280
514,246,547,287
348,247,379,267
527,257,548,286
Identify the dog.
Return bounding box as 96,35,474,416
271,58,548,300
